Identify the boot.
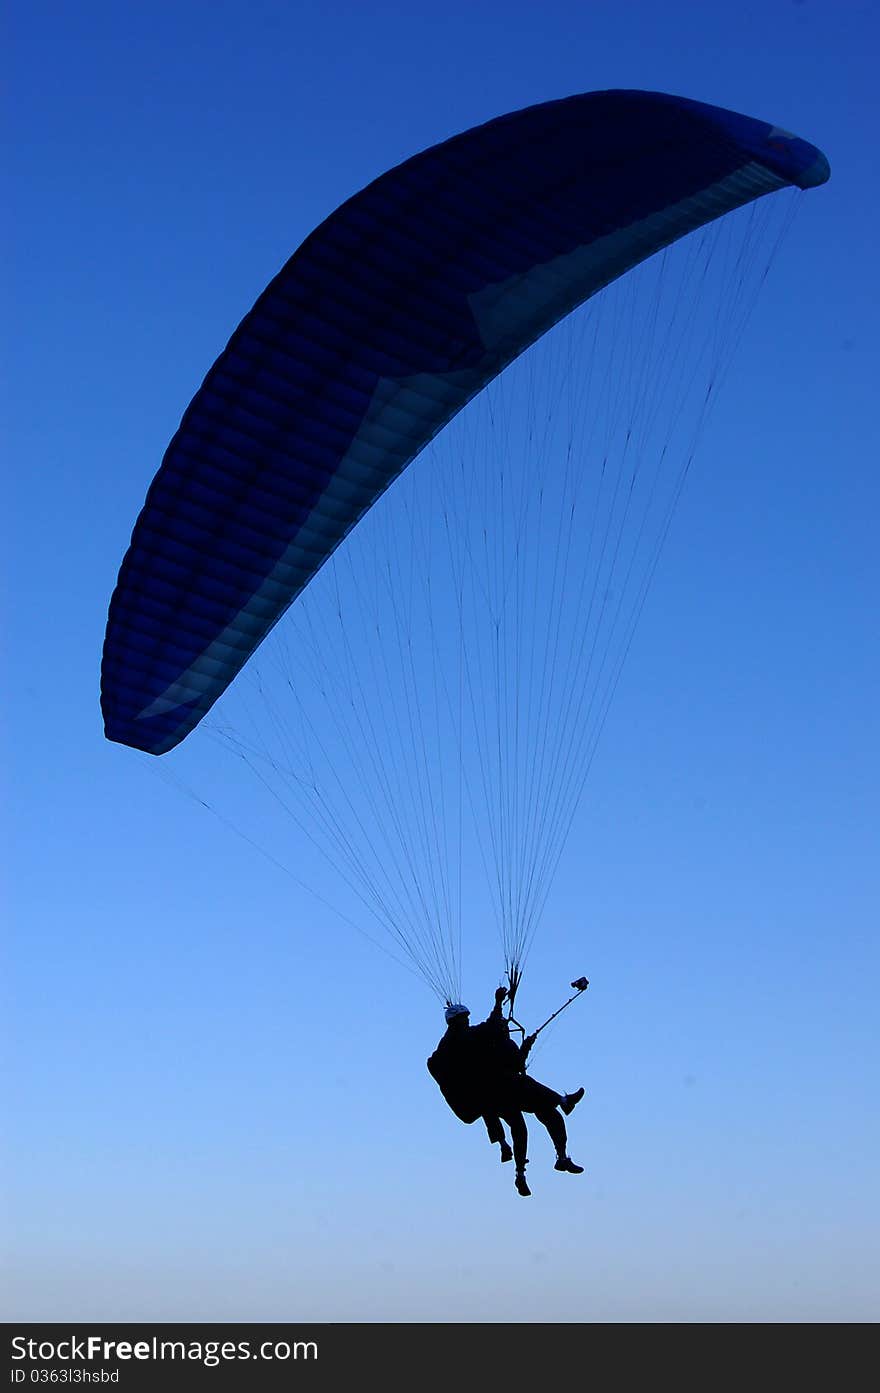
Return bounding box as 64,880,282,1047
499,1141,513,1164
554,1154,584,1174
515,1169,531,1196
559,1087,585,1116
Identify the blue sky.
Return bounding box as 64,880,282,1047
4,0,878,1322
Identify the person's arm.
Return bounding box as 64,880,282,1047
486,985,507,1026
518,1032,536,1067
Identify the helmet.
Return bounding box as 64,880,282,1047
444,1003,470,1023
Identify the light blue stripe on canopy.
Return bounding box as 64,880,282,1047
101,89,829,755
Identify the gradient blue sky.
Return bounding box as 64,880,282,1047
4,0,878,1322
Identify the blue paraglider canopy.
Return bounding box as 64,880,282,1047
101,90,829,758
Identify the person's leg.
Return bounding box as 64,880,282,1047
517,1076,563,1116
505,1112,528,1170
533,1102,567,1155
483,1113,513,1162
501,1110,530,1195
516,1074,585,1118
518,1078,583,1173
483,1114,504,1146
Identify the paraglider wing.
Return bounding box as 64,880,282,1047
101,91,828,756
